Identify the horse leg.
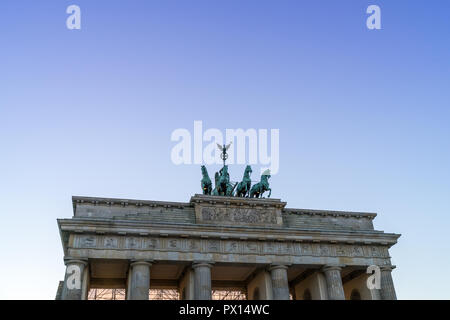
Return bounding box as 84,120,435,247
238,184,244,197
259,186,264,198
268,188,271,198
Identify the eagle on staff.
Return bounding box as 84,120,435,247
217,142,232,166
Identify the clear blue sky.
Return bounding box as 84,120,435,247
0,0,449,299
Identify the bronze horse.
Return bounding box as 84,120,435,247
235,165,252,197
250,169,271,198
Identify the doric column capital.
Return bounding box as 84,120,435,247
380,265,396,272
268,264,290,272
192,261,214,269
130,260,153,268
322,264,345,272
64,257,88,266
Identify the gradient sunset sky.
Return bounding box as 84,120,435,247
1,0,449,299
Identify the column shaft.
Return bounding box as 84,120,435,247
380,266,397,300
129,261,152,300
61,258,88,300
269,265,290,300
322,265,345,300
193,262,213,300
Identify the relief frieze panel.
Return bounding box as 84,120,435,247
74,234,389,259
199,206,279,226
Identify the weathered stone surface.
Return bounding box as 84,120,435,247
269,264,290,300
55,281,64,300
282,208,375,231
61,259,88,300
72,234,391,260
192,262,213,300
322,265,345,300
57,194,401,300
200,206,278,225
191,194,284,227
129,261,152,300
380,266,397,300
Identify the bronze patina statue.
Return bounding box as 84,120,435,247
249,169,271,198
217,142,232,166
201,142,272,198
235,165,252,197
200,165,212,195
212,165,236,196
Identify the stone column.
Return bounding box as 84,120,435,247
269,264,290,300
129,260,152,300
179,269,195,300
380,266,397,300
192,261,213,300
370,287,382,300
61,258,88,300
322,265,345,300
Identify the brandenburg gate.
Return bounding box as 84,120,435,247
56,193,400,300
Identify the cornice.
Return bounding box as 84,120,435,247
72,195,191,215
72,195,378,219
190,194,286,209
283,208,377,219
57,217,401,246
